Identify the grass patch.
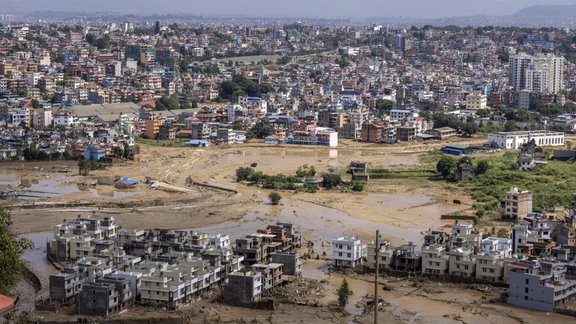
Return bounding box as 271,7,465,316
456,151,576,212
136,138,190,147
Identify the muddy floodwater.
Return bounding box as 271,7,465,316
0,168,142,200
201,198,422,244
22,232,57,282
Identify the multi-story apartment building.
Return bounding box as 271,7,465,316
449,248,476,277
503,186,533,220
481,237,513,258
53,109,77,128
509,52,564,95
475,252,507,283
252,263,283,290
332,236,367,268
508,260,576,312
421,245,449,274
49,267,86,303
189,122,211,140
144,119,164,139
223,269,263,306
465,91,487,110
361,122,385,142
366,240,394,271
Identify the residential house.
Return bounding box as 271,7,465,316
508,260,576,312
503,186,533,220
448,248,476,277
392,243,421,272
421,245,449,274
332,236,367,268
366,240,394,270
223,269,262,306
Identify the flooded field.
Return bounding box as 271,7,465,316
363,193,431,208
198,196,427,253
0,167,143,200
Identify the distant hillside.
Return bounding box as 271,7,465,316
513,5,576,18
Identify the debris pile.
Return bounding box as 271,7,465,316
271,278,325,306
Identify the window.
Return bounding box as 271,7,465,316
338,252,342,257
525,287,529,293
347,253,351,258
526,279,529,285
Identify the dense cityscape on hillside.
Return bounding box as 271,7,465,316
1,6,576,324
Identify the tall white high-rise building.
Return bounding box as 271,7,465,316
509,52,532,90
509,52,564,95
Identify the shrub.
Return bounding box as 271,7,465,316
236,167,254,182
351,181,367,192
269,191,282,205
322,173,342,189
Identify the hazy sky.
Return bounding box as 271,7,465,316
3,0,576,19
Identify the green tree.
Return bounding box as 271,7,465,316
432,113,463,130
255,124,273,139
269,191,282,205
436,156,456,179
296,165,316,178
321,173,342,189
0,208,33,294
236,167,254,182
85,33,96,45
337,279,350,308
503,120,519,132
156,94,181,110
476,109,491,118
30,99,40,108
475,160,490,175
529,97,544,111
462,122,478,136
219,80,240,100
277,56,291,65
78,160,90,176
375,99,394,116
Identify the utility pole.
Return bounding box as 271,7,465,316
374,229,379,324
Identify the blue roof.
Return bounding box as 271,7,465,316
247,97,261,100
187,140,209,145
119,177,138,185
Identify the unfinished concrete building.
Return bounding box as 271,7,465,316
223,269,263,306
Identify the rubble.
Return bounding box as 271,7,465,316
270,278,325,306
